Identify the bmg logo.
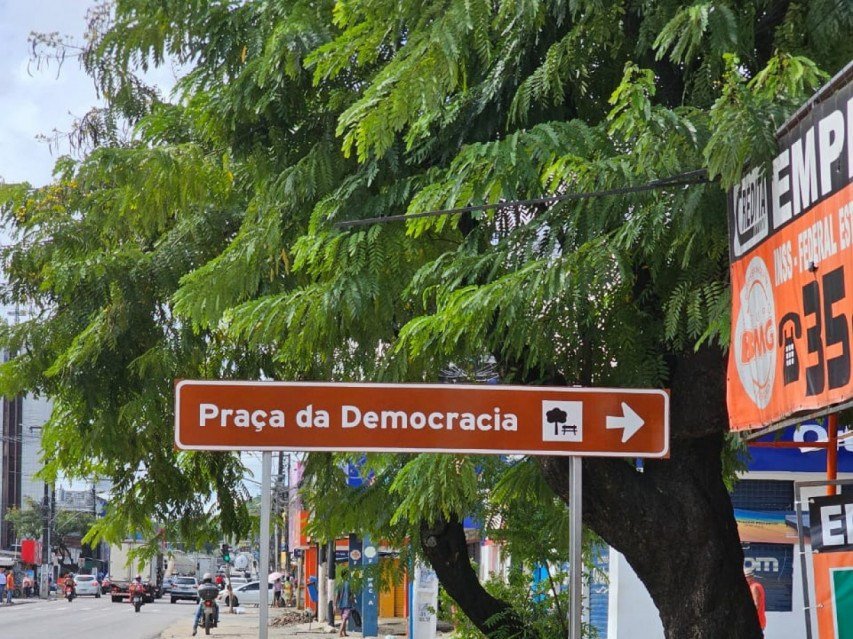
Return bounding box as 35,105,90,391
733,256,777,409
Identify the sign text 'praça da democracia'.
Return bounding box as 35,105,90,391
174,380,669,458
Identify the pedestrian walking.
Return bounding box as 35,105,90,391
0,568,7,604
335,571,354,638
283,574,294,607
6,571,15,604
273,577,282,608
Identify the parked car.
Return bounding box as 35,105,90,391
161,575,174,593
227,576,249,588
170,576,199,604
217,580,273,607
74,575,101,598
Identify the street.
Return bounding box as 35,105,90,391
0,595,195,638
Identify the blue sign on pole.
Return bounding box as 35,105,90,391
361,536,379,637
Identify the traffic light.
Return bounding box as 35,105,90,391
221,543,232,563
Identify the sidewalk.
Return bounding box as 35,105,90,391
159,607,415,639
4,597,48,606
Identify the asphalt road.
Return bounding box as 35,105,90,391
0,594,195,638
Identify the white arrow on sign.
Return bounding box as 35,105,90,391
606,403,645,443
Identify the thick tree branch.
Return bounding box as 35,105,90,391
541,346,764,638
420,514,528,639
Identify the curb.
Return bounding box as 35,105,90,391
159,608,417,639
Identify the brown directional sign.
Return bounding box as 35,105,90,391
174,381,669,458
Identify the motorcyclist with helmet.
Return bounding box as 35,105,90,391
192,573,220,636
127,575,145,603
63,574,76,600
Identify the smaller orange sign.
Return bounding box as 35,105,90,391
174,381,669,458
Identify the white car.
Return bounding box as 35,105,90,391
227,577,249,588
74,575,101,598
217,581,273,607
171,576,199,603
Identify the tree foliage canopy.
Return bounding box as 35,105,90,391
0,0,851,635
6,498,96,569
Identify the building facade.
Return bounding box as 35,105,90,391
0,393,53,549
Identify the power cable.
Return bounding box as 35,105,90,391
334,168,710,229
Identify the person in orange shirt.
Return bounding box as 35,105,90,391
744,566,766,631
6,571,15,604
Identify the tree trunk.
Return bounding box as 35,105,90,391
420,515,528,638
540,346,763,638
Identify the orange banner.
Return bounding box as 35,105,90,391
728,184,853,430
727,67,853,431
174,381,669,457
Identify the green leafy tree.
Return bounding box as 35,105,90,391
0,1,851,638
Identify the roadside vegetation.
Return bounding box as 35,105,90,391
0,1,850,637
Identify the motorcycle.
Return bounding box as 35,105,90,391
64,585,75,602
130,584,144,613
198,582,220,635
201,599,217,634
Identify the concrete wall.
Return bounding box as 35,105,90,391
607,551,662,639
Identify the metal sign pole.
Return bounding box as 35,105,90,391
569,456,582,639
794,482,812,639
259,452,272,639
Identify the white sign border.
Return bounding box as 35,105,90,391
174,380,670,458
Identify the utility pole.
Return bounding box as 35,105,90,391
283,453,290,575
259,452,272,639
41,482,49,599
327,539,336,630
50,484,55,584
275,451,283,572
91,482,98,566
317,543,327,622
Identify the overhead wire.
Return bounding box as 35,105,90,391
334,168,710,229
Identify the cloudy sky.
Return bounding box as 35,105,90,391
0,0,100,186
0,1,272,495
